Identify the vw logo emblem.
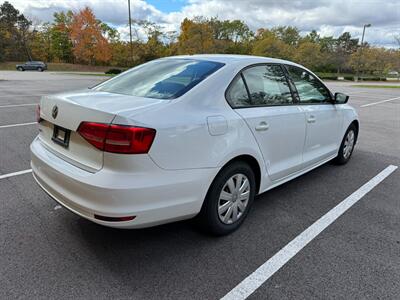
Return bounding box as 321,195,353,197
52,105,58,119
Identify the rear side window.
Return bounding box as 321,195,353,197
94,59,224,99
242,65,293,106
285,65,331,103
227,64,293,108
226,75,251,107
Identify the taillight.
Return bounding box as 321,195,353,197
35,104,41,123
77,122,108,150
77,122,156,154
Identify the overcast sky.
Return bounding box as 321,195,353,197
6,0,400,47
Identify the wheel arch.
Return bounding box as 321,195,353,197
218,154,262,194
198,153,263,224
351,119,359,132
350,119,359,142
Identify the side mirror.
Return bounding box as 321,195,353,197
334,92,349,104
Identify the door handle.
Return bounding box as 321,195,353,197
307,116,316,123
255,122,269,131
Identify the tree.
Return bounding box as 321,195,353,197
177,17,216,54
110,41,131,67
0,1,32,61
394,34,400,48
164,30,178,56
209,18,252,43
349,47,398,76
30,23,53,61
51,11,73,62
70,7,111,64
1,7,399,74
272,26,301,46
208,18,253,54
99,21,120,43
252,29,293,60
293,41,323,70
334,32,359,73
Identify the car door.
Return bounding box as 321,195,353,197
26,62,34,70
227,64,307,181
285,65,343,167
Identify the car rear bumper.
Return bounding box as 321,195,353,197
31,136,218,228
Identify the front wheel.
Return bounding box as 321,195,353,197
334,124,357,165
199,161,256,235
17,67,24,71
37,67,43,72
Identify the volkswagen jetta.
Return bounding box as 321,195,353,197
31,55,359,235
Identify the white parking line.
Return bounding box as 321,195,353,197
221,165,398,300
0,122,37,129
0,103,37,108
353,94,398,99
345,90,369,96
0,169,32,180
361,96,400,107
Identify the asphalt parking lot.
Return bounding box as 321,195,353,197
0,71,399,299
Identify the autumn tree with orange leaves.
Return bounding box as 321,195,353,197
70,7,111,64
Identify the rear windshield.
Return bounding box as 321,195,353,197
94,59,224,99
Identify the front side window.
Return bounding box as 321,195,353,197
286,65,331,103
241,65,293,106
94,59,224,99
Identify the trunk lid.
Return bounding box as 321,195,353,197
38,90,167,172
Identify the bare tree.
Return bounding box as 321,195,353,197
394,34,400,48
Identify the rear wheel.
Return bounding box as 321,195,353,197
334,124,357,165
199,161,256,235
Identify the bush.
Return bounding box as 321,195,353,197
344,76,355,81
105,68,123,75
360,77,386,81
319,75,338,80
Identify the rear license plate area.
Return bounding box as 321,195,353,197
52,125,71,148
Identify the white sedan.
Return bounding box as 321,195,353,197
31,55,359,235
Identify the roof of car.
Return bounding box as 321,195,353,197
162,54,297,66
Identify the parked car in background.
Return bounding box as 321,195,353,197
31,55,359,235
16,61,47,72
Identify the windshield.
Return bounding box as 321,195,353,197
94,59,224,99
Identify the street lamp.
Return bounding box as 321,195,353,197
357,23,371,80
361,23,371,47
128,0,133,64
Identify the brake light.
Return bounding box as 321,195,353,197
77,122,156,154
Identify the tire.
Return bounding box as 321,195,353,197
17,67,24,71
37,67,43,72
198,161,256,235
334,124,357,165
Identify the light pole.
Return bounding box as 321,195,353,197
128,0,133,64
357,23,371,80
